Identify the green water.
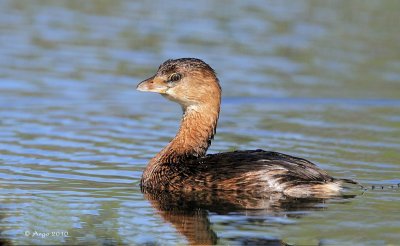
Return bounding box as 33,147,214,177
1,1,399,245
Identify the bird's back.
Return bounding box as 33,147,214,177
163,149,353,198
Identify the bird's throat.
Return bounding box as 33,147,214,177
155,104,219,164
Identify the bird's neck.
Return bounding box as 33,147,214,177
158,103,219,163
142,102,220,185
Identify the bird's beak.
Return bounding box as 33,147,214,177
136,76,168,94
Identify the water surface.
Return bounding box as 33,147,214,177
1,1,400,245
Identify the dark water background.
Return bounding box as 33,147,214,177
1,0,399,245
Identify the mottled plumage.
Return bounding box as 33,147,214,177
137,58,356,198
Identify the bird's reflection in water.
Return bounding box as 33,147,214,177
143,188,356,245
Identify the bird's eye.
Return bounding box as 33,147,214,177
169,73,182,82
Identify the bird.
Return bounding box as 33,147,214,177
137,58,356,198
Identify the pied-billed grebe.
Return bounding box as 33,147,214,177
137,58,355,198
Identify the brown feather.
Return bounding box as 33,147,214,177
138,58,356,198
